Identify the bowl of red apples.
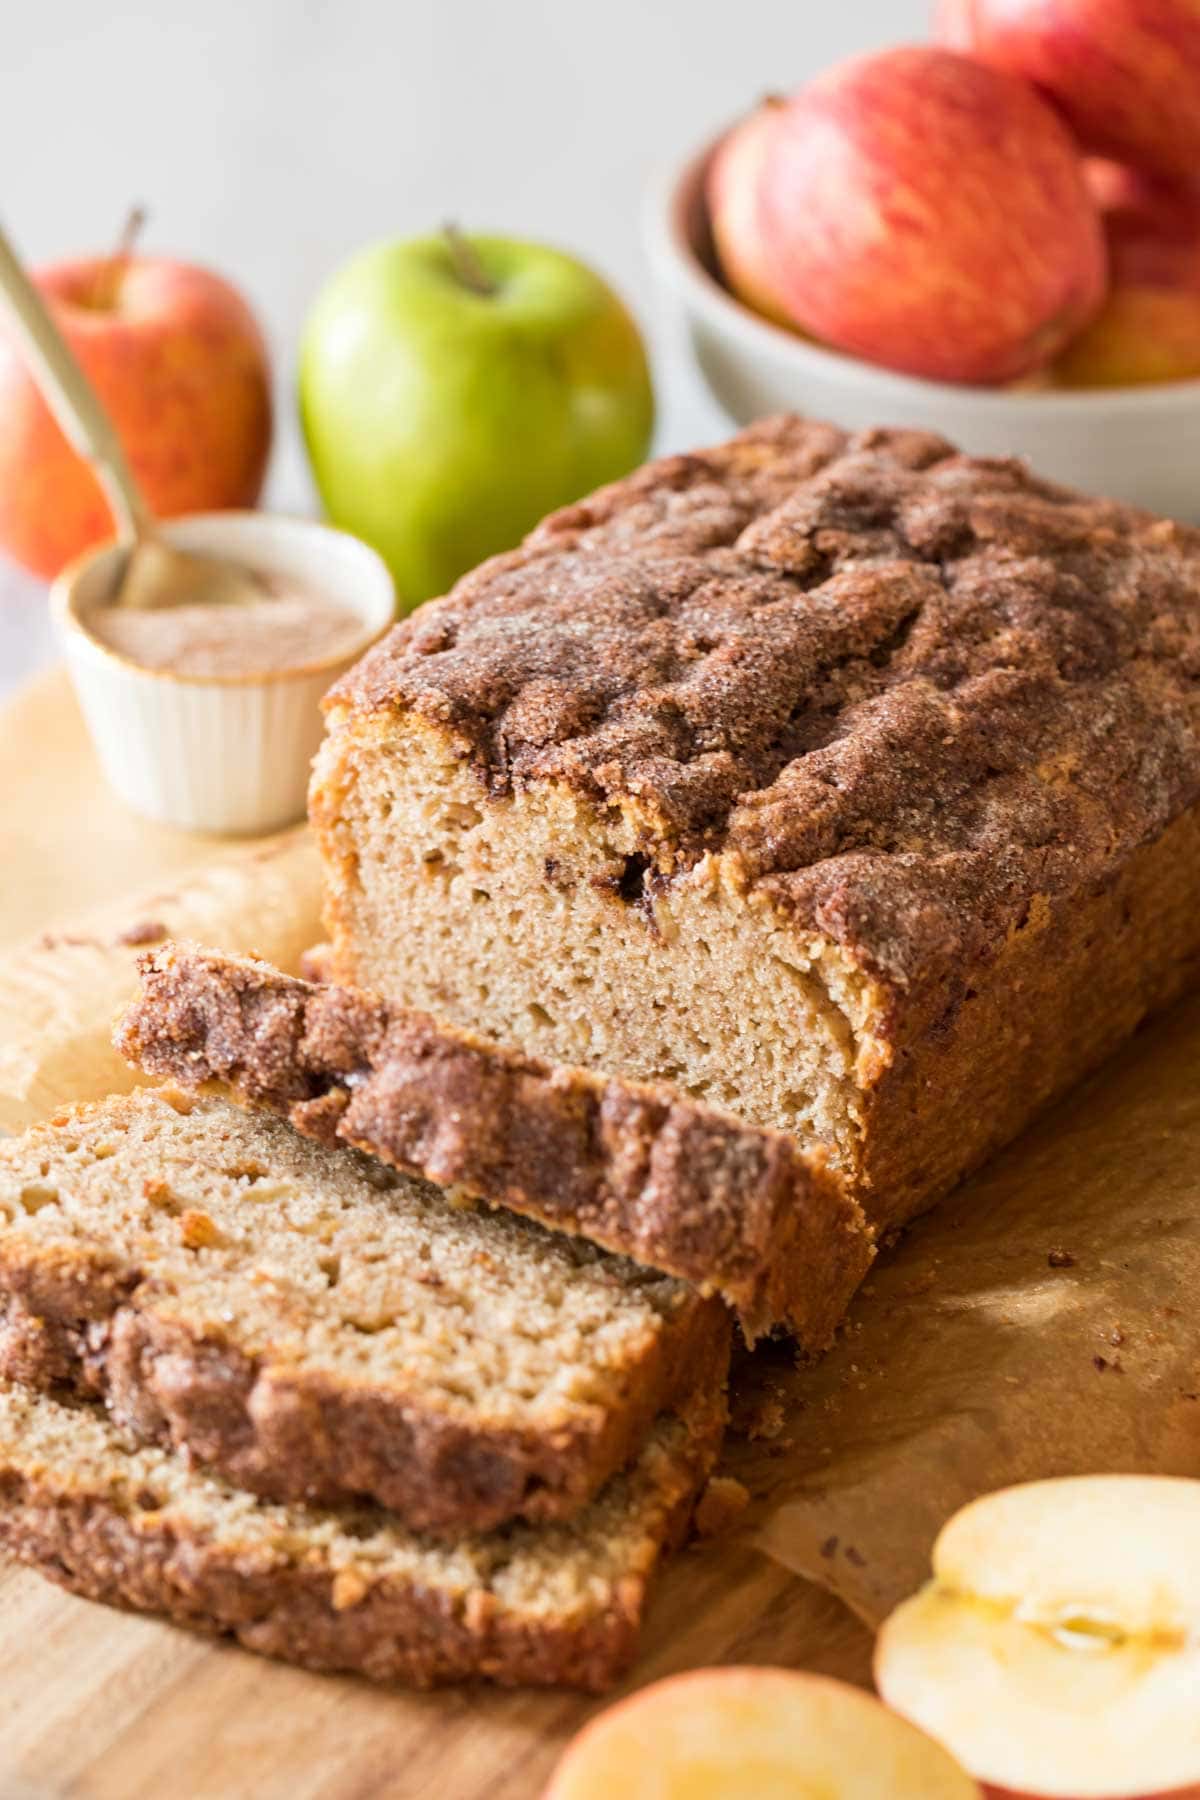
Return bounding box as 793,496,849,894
647,1,1200,519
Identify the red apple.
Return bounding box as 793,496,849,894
1055,161,1200,385
0,253,273,578
1087,160,1200,287
935,0,1200,188
758,47,1106,385
706,100,795,327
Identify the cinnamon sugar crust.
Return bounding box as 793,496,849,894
329,415,1200,1025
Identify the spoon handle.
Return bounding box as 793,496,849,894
0,222,152,542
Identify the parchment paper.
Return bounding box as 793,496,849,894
0,827,322,1133
739,988,1200,1624
1,823,1197,1644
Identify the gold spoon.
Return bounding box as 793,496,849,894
0,219,268,610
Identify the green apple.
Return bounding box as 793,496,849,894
298,230,654,610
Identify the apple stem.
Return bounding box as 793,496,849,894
91,205,147,310
443,222,495,297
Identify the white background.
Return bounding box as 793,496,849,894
0,0,925,693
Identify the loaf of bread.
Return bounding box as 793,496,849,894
115,942,872,1342
311,416,1200,1239
0,1376,724,1690
0,1085,728,1533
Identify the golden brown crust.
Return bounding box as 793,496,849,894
326,414,1200,1026
855,801,1200,1226
0,1366,728,1693
114,945,873,1343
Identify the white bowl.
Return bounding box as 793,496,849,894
645,131,1200,522
52,512,395,835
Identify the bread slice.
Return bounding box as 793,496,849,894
309,416,1200,1246
114,942,873,1344
0,1373,725,1691
0,1086,728,1533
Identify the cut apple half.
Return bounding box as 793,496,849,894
542,1666,981,1798
875,1475,1200,1799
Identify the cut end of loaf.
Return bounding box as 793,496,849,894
311,713,884,1176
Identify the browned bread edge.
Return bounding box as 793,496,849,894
0,1088,729,1536
0,1365,728,1693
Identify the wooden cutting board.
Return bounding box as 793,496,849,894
0,667,874,1800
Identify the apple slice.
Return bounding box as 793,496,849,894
876,1476,1200,1799
543,1666,981,1798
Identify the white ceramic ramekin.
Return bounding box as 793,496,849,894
52,512,395,835
645,132,1200,522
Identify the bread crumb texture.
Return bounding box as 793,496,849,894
0,1087,726,1530
0,1376,724,1689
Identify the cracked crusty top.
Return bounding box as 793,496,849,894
327,416,1200,989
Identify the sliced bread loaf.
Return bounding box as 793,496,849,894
310,416,1200,1248
0,1373,725,1690
0,1086,728,1533
114,942,873,1344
